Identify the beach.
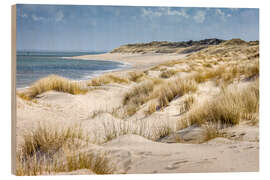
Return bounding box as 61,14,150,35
71,52,187,70
16,40,259,174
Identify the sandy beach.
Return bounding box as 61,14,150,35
71,52,187,70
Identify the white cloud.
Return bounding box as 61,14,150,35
216,9,226,21
142,8,162,17
193,10,206,23
32,14,45,21
31,11,64,22
142,7,189,18
55,11,64,22
167,8,189,18
21,13,28,18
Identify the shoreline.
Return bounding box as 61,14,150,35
16,53,132,90
16,52,187,90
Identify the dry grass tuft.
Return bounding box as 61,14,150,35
157,78,197,108
189,80,259,126
90,74,129,86
123,80,155,107
202,124,225,142
160,69,178,78
128,71,146,82
17,75,87,100
179,95,195,114
65,151,116,174
20,125,85,160
123,77,197,116
144,101,158,116
16,124,117,175
98,119,174,143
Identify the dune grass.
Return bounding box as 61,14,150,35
16,124,117,175
123,80,156,116
19,125,85,161
128,71,146,82
64,151,116,175
123,77,197,116
160,69,178,78
89,74,129,86
17,75,87,100
157,78,197,108
123,80,155,106
192,58,259,85
188,80,259,126
98,119,174,143
16,116,176,175
179,95,195,114
144,100,158,116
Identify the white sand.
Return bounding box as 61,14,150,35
71,52,187,70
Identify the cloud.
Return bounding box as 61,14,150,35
142,7,189,18
216,9,226,21
20,13,28,18
32,14,46,21
31,11,64,22
55,11,64,22
167,8,189,18
142,8,162,17
193,10,206,23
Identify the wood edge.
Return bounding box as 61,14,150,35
11,4,17,175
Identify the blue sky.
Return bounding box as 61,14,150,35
16,4,259,51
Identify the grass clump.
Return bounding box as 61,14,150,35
144,101,158,116
123,80,155,106
16,124,117,175
90,74,129,86
128,71,146,82
99,119,174,143
189,80,259,126
160,69,178,78
17,75,87,100
20,125,84,160
65,151,116,174
179,95,195,114
123,77,197,116
157,78,197,108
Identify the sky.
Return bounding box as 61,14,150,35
16,4,259,51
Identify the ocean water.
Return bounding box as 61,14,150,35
16,51,128,88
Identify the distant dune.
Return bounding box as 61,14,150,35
111,38,258,54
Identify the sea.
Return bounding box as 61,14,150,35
16,51,129,88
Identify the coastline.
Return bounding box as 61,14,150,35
70,52,187,70
16,53,133,90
